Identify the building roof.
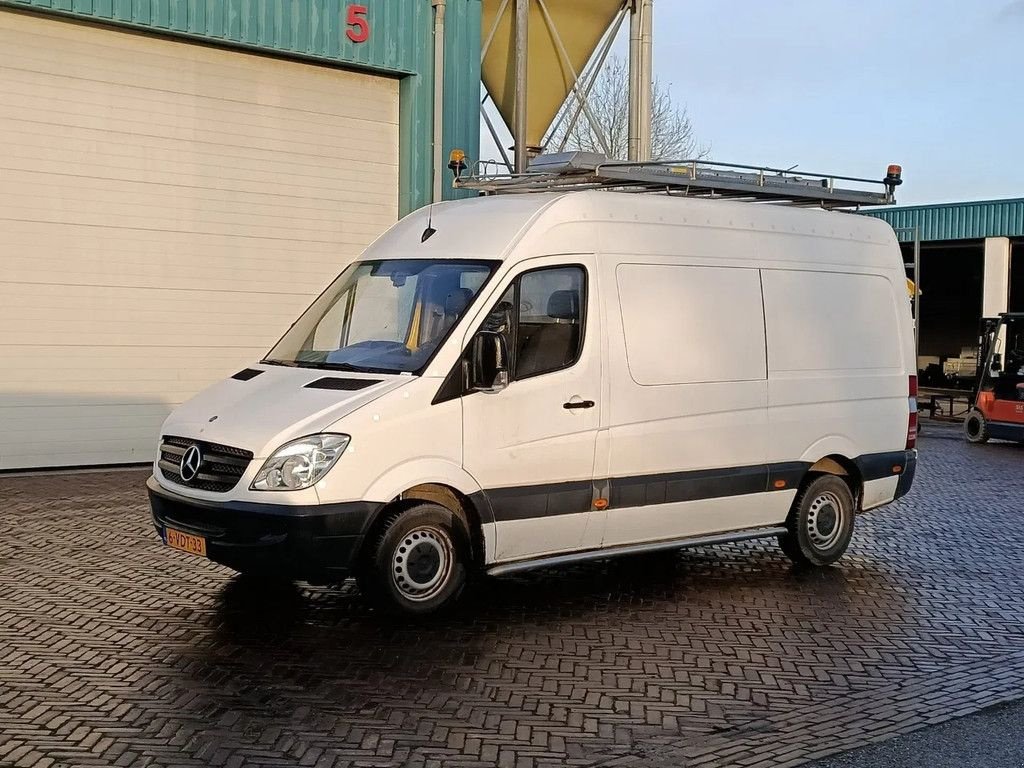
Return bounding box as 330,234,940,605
863,198,1024,242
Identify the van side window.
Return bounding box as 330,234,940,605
515,266,586,379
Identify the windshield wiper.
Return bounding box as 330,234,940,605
264,359,405,376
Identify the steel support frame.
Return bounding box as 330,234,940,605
483,0,654,167
481,0,630,167
480,0,514,172
534,0,613,158
543,3,628,155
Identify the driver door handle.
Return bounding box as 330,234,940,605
563,399,595,410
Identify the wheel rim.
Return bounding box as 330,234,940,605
391,526,454,602
805,491,845,550
967,415,981,437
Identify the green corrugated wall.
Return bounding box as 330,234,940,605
865,199,1024,242
1,0,481,214
443,0,482,201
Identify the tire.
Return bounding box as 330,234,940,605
357,502,470,616
964,409,989,444
779,475,856,567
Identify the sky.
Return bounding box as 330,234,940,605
481,0,1024,206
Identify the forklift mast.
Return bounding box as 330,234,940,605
973,313,1024,403
964,313,1024,444
973,316,1003,404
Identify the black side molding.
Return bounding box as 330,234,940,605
231,368,264,381
854,450,913,482
305,377,382,391
894,451,917,501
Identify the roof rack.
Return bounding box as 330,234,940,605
452,152,902,209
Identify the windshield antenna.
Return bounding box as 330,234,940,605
421,204,437,243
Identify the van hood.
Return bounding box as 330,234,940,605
160,365,414,457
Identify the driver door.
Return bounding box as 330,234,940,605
462,256,602,563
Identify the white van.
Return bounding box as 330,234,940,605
148,190,918,614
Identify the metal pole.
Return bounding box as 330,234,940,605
513,0,530,173
638,0,653,161
893,226,921,371
627,0,641,161
431,0,447,202
913,226,921,367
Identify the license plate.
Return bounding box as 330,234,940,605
166,527,207,557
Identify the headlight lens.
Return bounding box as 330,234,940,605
251,434,350,491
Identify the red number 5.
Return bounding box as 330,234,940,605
346,4,370,43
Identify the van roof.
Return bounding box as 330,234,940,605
364,190,898,263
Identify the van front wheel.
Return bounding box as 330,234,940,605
779,475,855,567
358,502,469,615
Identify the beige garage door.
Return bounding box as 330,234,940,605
0,10,400,470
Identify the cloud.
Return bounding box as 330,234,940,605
998,0,1024,19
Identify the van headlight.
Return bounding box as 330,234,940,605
251,434,350,491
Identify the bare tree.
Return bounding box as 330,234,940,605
548,54,707,161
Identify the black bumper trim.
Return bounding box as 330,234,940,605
147,476,381,580
854,449,915,483
894,451,917,501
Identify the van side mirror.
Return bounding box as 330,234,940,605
469,331,509,393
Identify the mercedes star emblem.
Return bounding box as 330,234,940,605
179,445,202,482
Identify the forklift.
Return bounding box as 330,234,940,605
964,313,1024,443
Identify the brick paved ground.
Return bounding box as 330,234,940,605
1,426,1023,768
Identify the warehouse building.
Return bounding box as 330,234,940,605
866,198,1024,386
0,0,481,469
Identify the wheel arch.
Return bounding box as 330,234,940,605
799,451,864,506
356,464,493,570
362,459,485,505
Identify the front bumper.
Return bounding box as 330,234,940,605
147,476,380,581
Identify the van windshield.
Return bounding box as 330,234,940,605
264,259,499,374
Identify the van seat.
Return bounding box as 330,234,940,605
516,289,581,376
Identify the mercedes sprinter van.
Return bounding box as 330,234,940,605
148,190,917,614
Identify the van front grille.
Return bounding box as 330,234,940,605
158,435,254,493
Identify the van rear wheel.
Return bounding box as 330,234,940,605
357,502,469,616
964,409,989,443
779,475,855,567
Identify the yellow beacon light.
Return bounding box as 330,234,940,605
448,149,467,181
